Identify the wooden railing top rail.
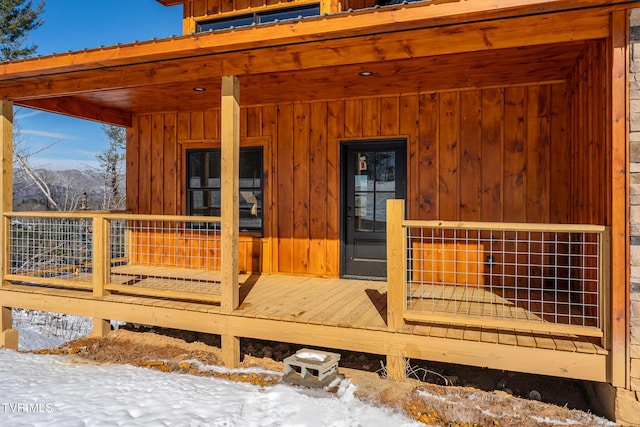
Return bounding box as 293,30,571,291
3,211,221,223
402,219,609,233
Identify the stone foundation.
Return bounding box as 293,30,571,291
625,19,640,425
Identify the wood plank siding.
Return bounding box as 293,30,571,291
569,41,610,226
181,0,338,34
127,64,610,277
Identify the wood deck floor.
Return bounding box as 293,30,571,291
5,273,607,357
231,275,606,356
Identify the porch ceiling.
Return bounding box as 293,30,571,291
14,41,586,122
0,0,628,126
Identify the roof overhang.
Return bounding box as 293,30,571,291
155,0,184,6
0,0,636,127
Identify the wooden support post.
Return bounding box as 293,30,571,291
0,306,17,350
386,199,406,379
609,10,629,389
221,334,240,369
221,75,240,368
91,216,110,337
221,75,240,313
91,318,111,338
387,199,406,331
0,100,12,288
0,101,16,349
386,352,406,380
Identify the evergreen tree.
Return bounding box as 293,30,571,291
96,125,126,210
0,0,44,61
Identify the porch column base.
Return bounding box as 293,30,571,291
90,318,111,338
584,382,640,426
222,334,240,368
0,329,18,350
386,354,406,380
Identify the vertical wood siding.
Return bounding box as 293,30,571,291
568,41,609,226
184,0,320,24
182,0,368,22
566,41,609,317
128,83,575,277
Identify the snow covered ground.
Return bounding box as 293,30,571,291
2,310,423,426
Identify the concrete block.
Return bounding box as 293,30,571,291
282,348,341,388
630,266,640,281
0,329,18,350
632,327,640,345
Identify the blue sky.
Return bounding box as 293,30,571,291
15,0,182,170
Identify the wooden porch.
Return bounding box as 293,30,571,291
0,0,632,391
0,198,614,383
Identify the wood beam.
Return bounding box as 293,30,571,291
221,75,239,313
223,8,611,76
608,10,630,388
0,2,623,84
17,98,132,127
0,8,610,104
0,58,222,102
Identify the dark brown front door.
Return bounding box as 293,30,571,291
342,140,406,279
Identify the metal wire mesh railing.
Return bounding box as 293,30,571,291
402,221,609,336
2,213,223,303
104,214,222,302
4,214,94,289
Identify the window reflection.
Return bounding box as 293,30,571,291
187,147,263,233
